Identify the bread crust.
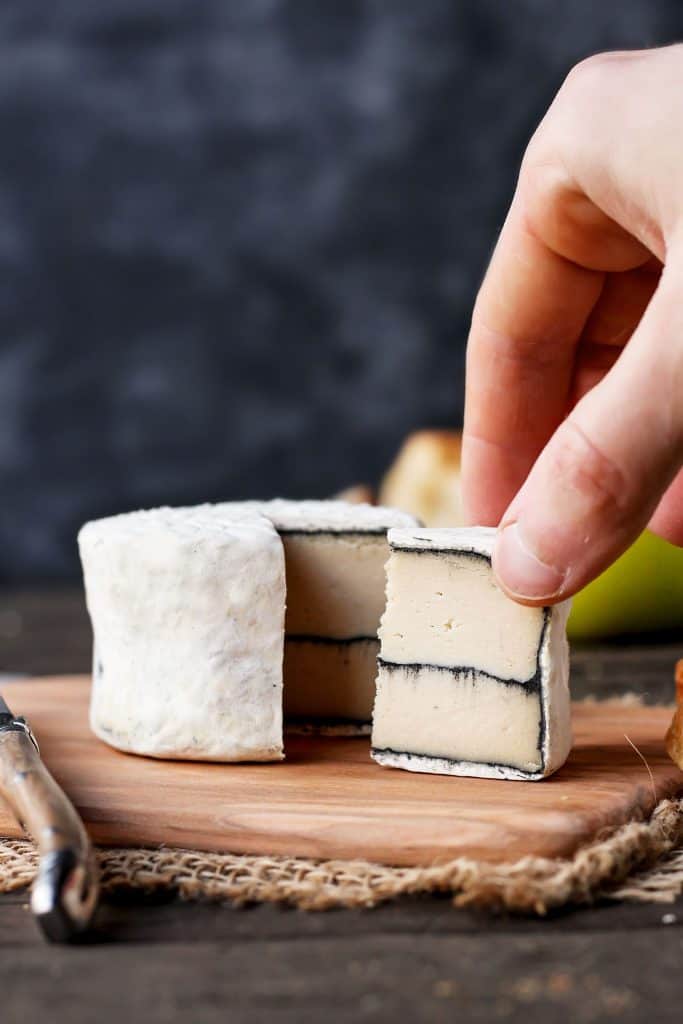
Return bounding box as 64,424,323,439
665,660,683,770
379,430,463,527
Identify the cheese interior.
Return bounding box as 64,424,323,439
282,533,388,639
284,638,378,721
372,663,542,771
380,549,544,681
279,532,388,722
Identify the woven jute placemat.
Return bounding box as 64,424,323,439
2,796,683,914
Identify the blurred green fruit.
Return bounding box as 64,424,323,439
568,531,683,640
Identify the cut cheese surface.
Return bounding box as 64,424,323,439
223,499,416,723
280,533,388,639
371,527,572,781
79,506,286,762
283,637,379,725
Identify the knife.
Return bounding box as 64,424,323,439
0,693,99,942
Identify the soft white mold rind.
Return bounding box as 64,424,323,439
80,506,286,762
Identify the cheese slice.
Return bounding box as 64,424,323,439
224,500,417,728
79,506,286,762
371,527,572,780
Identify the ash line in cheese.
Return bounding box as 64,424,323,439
376,654,547,693
288,634,377,644
371,746,543,777
286,717,370,734
278,528,394,537
388,544,492,560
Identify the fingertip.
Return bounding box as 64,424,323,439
492,521,568,605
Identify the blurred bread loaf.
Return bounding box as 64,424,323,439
379,430,463,527
665,660,683,770
333,484,375,506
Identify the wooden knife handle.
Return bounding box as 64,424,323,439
0,725,99,942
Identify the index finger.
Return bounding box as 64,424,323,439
462,199,604,528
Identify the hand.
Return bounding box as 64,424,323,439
462,45,683,605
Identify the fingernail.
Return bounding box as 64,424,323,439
493,521,566,600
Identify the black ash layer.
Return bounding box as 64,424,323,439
278,528,392,537
287,635,378,646
370,747,543,777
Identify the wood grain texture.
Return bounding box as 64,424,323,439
4,924,683,1024
0,676,681,866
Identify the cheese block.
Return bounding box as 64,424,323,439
79,499,417,760
371,526,572,781
79,506,286,762
224,500,417,728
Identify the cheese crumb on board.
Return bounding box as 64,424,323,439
371,527,572,781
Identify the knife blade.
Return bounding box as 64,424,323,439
0,692,98,942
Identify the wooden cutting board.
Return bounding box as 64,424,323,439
0,676,681,866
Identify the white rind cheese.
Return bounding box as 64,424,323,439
79,506,286,762
223,499,416,535
371,526,572,781
79,499,417,760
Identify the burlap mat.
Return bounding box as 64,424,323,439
2,694,681,914
2,797,683,914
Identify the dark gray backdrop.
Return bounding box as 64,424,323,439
1,0,681,578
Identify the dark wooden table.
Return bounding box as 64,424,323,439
0,588,681,1023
